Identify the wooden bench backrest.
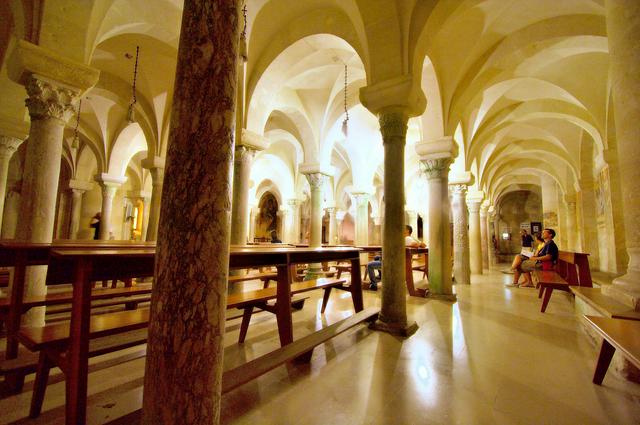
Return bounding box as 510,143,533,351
556,250,592,287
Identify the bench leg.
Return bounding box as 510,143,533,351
3,371,26,395
261,278,271,289
238,307,253,343
30,351,53,418
593,339,616,385
124,301,139,310
540,287,553,312
538,284,545,299
321,288,332,314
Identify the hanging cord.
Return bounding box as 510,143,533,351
131,46,139,107
241,3,248,40
72,99,82,148
342,63,349,136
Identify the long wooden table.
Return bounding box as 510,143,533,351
45,245,365,424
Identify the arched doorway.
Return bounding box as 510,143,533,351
255,192,279,242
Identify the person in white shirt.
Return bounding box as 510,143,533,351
367,225,426,290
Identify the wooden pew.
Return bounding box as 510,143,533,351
583,315,640,385
557,251,592,287
532,270,570,312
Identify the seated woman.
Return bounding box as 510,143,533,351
511,228,558,287
510,232,544,271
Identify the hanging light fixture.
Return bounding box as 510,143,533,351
72,99,81,149
127,46,140,123
341,63,349,137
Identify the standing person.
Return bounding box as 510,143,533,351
270,230,282,243
509,228,558,287
89,212,101,240
367,225,425,291
521,228,533,248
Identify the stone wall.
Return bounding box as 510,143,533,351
496,190,543,254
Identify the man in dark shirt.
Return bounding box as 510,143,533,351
509,228,558,287
521,229,534,248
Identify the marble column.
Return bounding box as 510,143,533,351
142,1,241,423
467,192,484,275
95,174,125,240
405,209,418,240
327,207,337,245
142,156,165,242
372,109,417,335
248,206,259,243
372,215,382,245
336,212,345,244
602,0,640,308
488,207,498,266
353,193,370,246
450,176,473,285
416,137,457,299
0,136,23,229
303,172,326,248
68,179,92,239
565,194,578,251
230,146,253,245
540,175,559,231
1,190,20,238
480,201,489,270
9,41,99,326
287,199,301,244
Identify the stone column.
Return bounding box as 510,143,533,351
0,136,23,229
372,215,382,245
416,137,457,299
405,209,418,240
602,0,640,308
287,199,301,244
480,201,489,270
467,192,484,275
450,174,473,285
487,207,498,266
302,172,326,248
248,206,259,243
353,192,370,246
327,207,337,245
372,109,417,335
142,156,165,242
9,40,99,326
276,208,287,241
540,175,559,231
68,179,92,239
336,211,345,244
95,174,126,240
142,1,241,423
1,190,20,238
565,193,578,251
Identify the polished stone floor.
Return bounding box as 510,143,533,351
1,267,639,424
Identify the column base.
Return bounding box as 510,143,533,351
425,293,457,302
369,319,418,337
601,276,640,310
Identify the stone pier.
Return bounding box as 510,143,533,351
450,173,473,285
467,191,484,275
142,1,241,423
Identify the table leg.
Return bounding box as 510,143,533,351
275,265,293,346
593,339,616,385
65,257,92,425
350,257,364,312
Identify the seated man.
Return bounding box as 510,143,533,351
367,225,426,291
509,228,558,287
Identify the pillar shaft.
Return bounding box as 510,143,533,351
230,146,253,245
480,204,489,270
451,185,471,284
467,199,483,275
603,0,640,308
422,158,454,296
487,210,497,266
541,175,559,230
327,207,337,245
305,173,325,248
353,193,369,246
378,110,410,327
68,189,84,239
0,137,23,229
142,1,241,423
97,183,119,240
145,166,164,242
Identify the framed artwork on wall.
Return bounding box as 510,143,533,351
531,222,542,234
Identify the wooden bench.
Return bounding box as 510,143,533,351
571,287,640,321
532,270,570,312
228,271,277,288
557,251,592,287
583,315,640,385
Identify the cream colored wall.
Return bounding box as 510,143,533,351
497,191,543,254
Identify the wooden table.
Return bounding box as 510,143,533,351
583,315,640,385
53,245,365,424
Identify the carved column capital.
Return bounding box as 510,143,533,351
420,157,453,180
234,144,255,165
378,110,408,142
449,184,468,196
352,192,370,207
0,136,24,159
24,75,79,123
466,199,482,214
304,172,325,191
